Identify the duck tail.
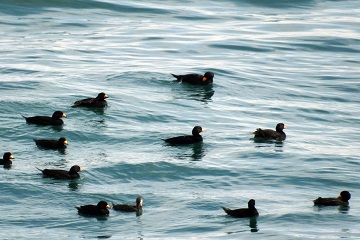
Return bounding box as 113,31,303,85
171,74,181,81
222,207,231,214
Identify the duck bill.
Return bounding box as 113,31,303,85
10,154,14,159
283,125,287,129
79,167,84,172
337,194,342,199
106,204,111,209
201,129,205,132
62,113,67,118
64,140,68,145
104,94,109,99
202,77,207,81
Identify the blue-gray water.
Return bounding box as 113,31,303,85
1,0,360,239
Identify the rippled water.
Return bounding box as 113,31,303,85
1,0,360,239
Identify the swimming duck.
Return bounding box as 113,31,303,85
72,92,108,108
0,152,14,165
313,191,351,206
76,201,110,216
36,165,83,180
163,126,204,145
22,111,66,126
171,71,214,85
222,199,259,218
34,137,67,149
112,197,143,212
254,123,286,140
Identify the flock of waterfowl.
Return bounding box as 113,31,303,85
1,72,351,217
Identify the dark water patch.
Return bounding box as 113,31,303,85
76,49,106,55
290,39,360,53
209,43,272,53
324,38,360,47
295,107,336,123
319,95,353,103
25,55,42,60
305,43,359,53
345,59,360,64
175,16,217,21
0,67,39,75
316,81,360,95
230,0,316,9
0,81,40,90
0,1,51,15
298,107,332,116
0,20,29,27
316,75,356,81
143,37,164,41
164,49,181,54
0,0,171,16
56,22,89,28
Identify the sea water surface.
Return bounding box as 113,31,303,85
1,0,360,239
